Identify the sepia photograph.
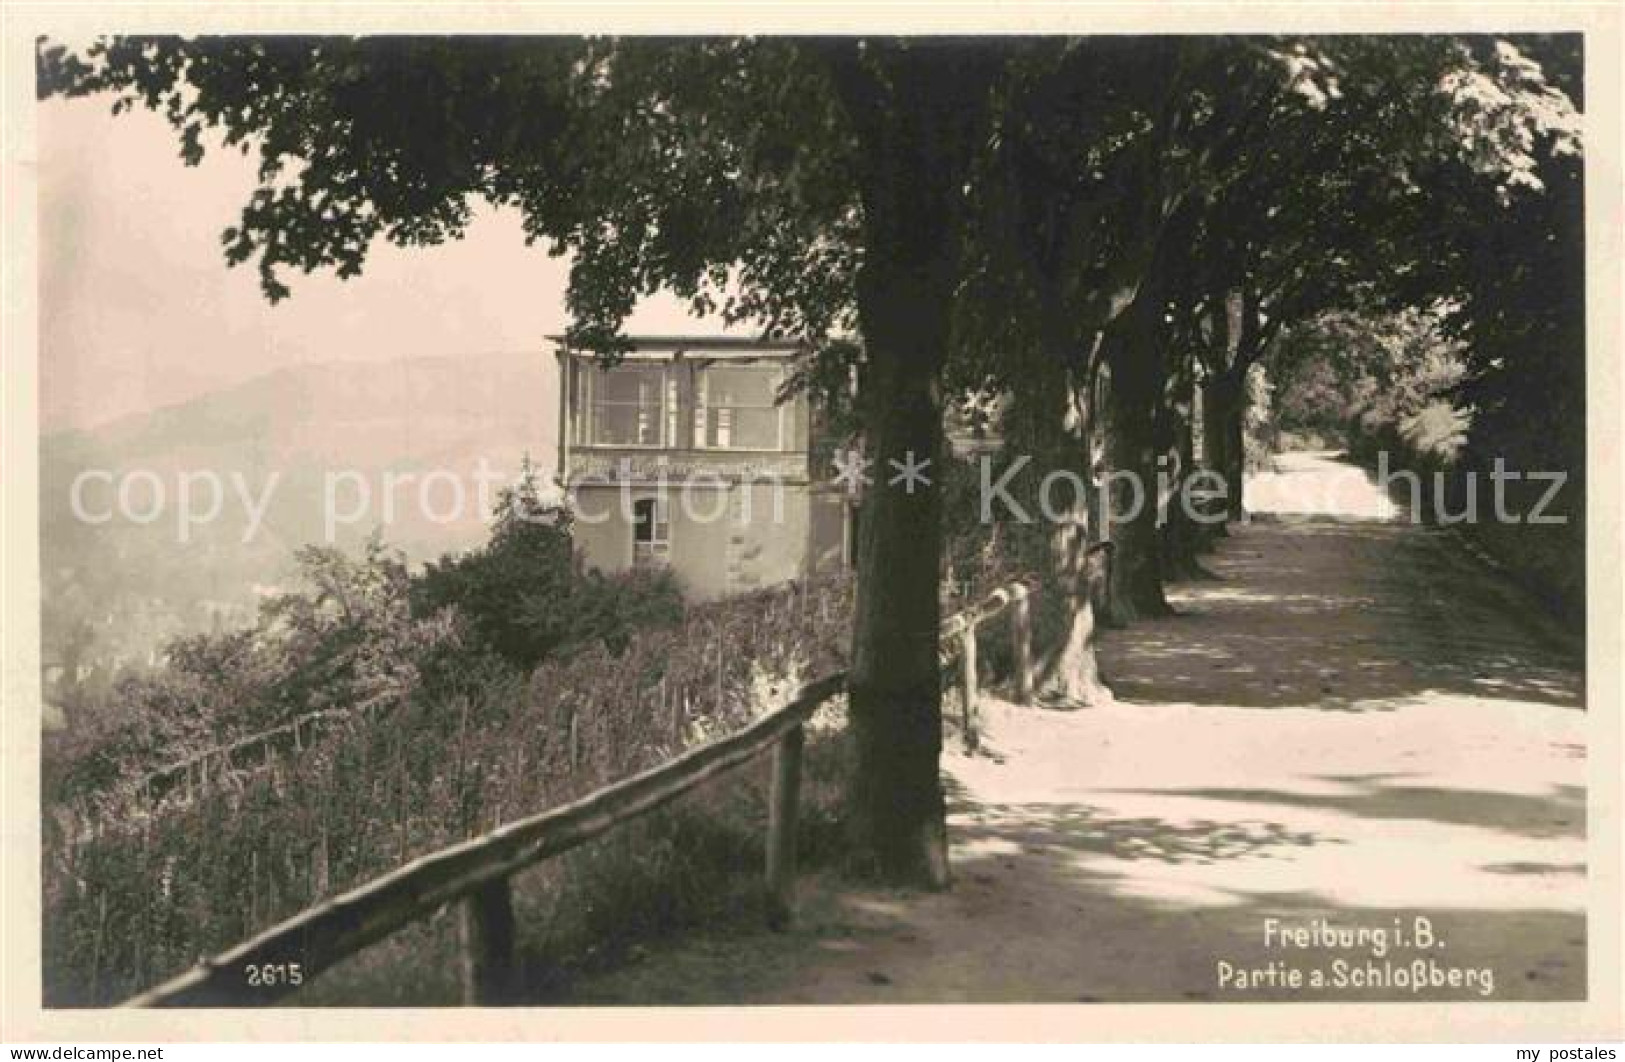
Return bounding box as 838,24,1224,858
2,4,1620,1047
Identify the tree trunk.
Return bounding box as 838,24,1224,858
1159,353,1212,580
1227,382,1247,521
1007,337,1114,709
846,269,950,886
1034,529,1115,707
1202,368,1247,525
836,47,986,887
1100,295,1173,623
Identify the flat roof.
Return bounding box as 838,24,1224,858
548,334,806,358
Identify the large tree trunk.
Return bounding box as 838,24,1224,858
1007,334,1114,709
846,286,950,885
1099,292,1173,624
836,46,986,888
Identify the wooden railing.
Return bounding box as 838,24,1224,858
122,579,1039,1008
63,703,382,845
138,705,365,804
940,581,1034,752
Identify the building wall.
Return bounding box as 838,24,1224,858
571,488,635,574
571,482,813,601
723,484,808,595
673,488,733,596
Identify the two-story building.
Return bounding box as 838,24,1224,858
554,336,852,600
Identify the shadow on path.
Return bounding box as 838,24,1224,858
561,777,1585,1004
1105,778,1586,842
1099,517,1582,712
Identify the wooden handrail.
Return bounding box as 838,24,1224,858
63,704,378,845
139,708,346,798
122,581,1038,1008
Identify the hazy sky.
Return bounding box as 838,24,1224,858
38,95,710,433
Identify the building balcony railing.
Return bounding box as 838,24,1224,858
566,448,812,486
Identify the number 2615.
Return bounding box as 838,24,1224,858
245,962,304,987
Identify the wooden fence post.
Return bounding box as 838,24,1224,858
460,877,516,1005
765,723,804,931
1010,583,1034,706
960,626,979,752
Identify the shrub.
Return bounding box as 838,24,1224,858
46,462,689,808
43,537,467,809
42,574,855,1006
411,460,685,669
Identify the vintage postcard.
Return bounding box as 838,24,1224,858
2,2,1620,1045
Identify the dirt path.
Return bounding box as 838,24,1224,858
564,452,1588,1004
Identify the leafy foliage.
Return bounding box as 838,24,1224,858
44,535,465,804
411,459,683,670
1270,308,1467,449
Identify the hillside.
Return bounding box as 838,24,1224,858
40,351,559,676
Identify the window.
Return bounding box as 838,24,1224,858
632,497,670,569
586,363,673,447
695,364,784,450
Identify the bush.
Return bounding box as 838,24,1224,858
411,460,686,670
44,538,467,809
1272,308,1466,462
1273,427,1338,453
42,574,855,1005
46,463,689,808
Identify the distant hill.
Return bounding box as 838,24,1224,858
40,351,558,671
